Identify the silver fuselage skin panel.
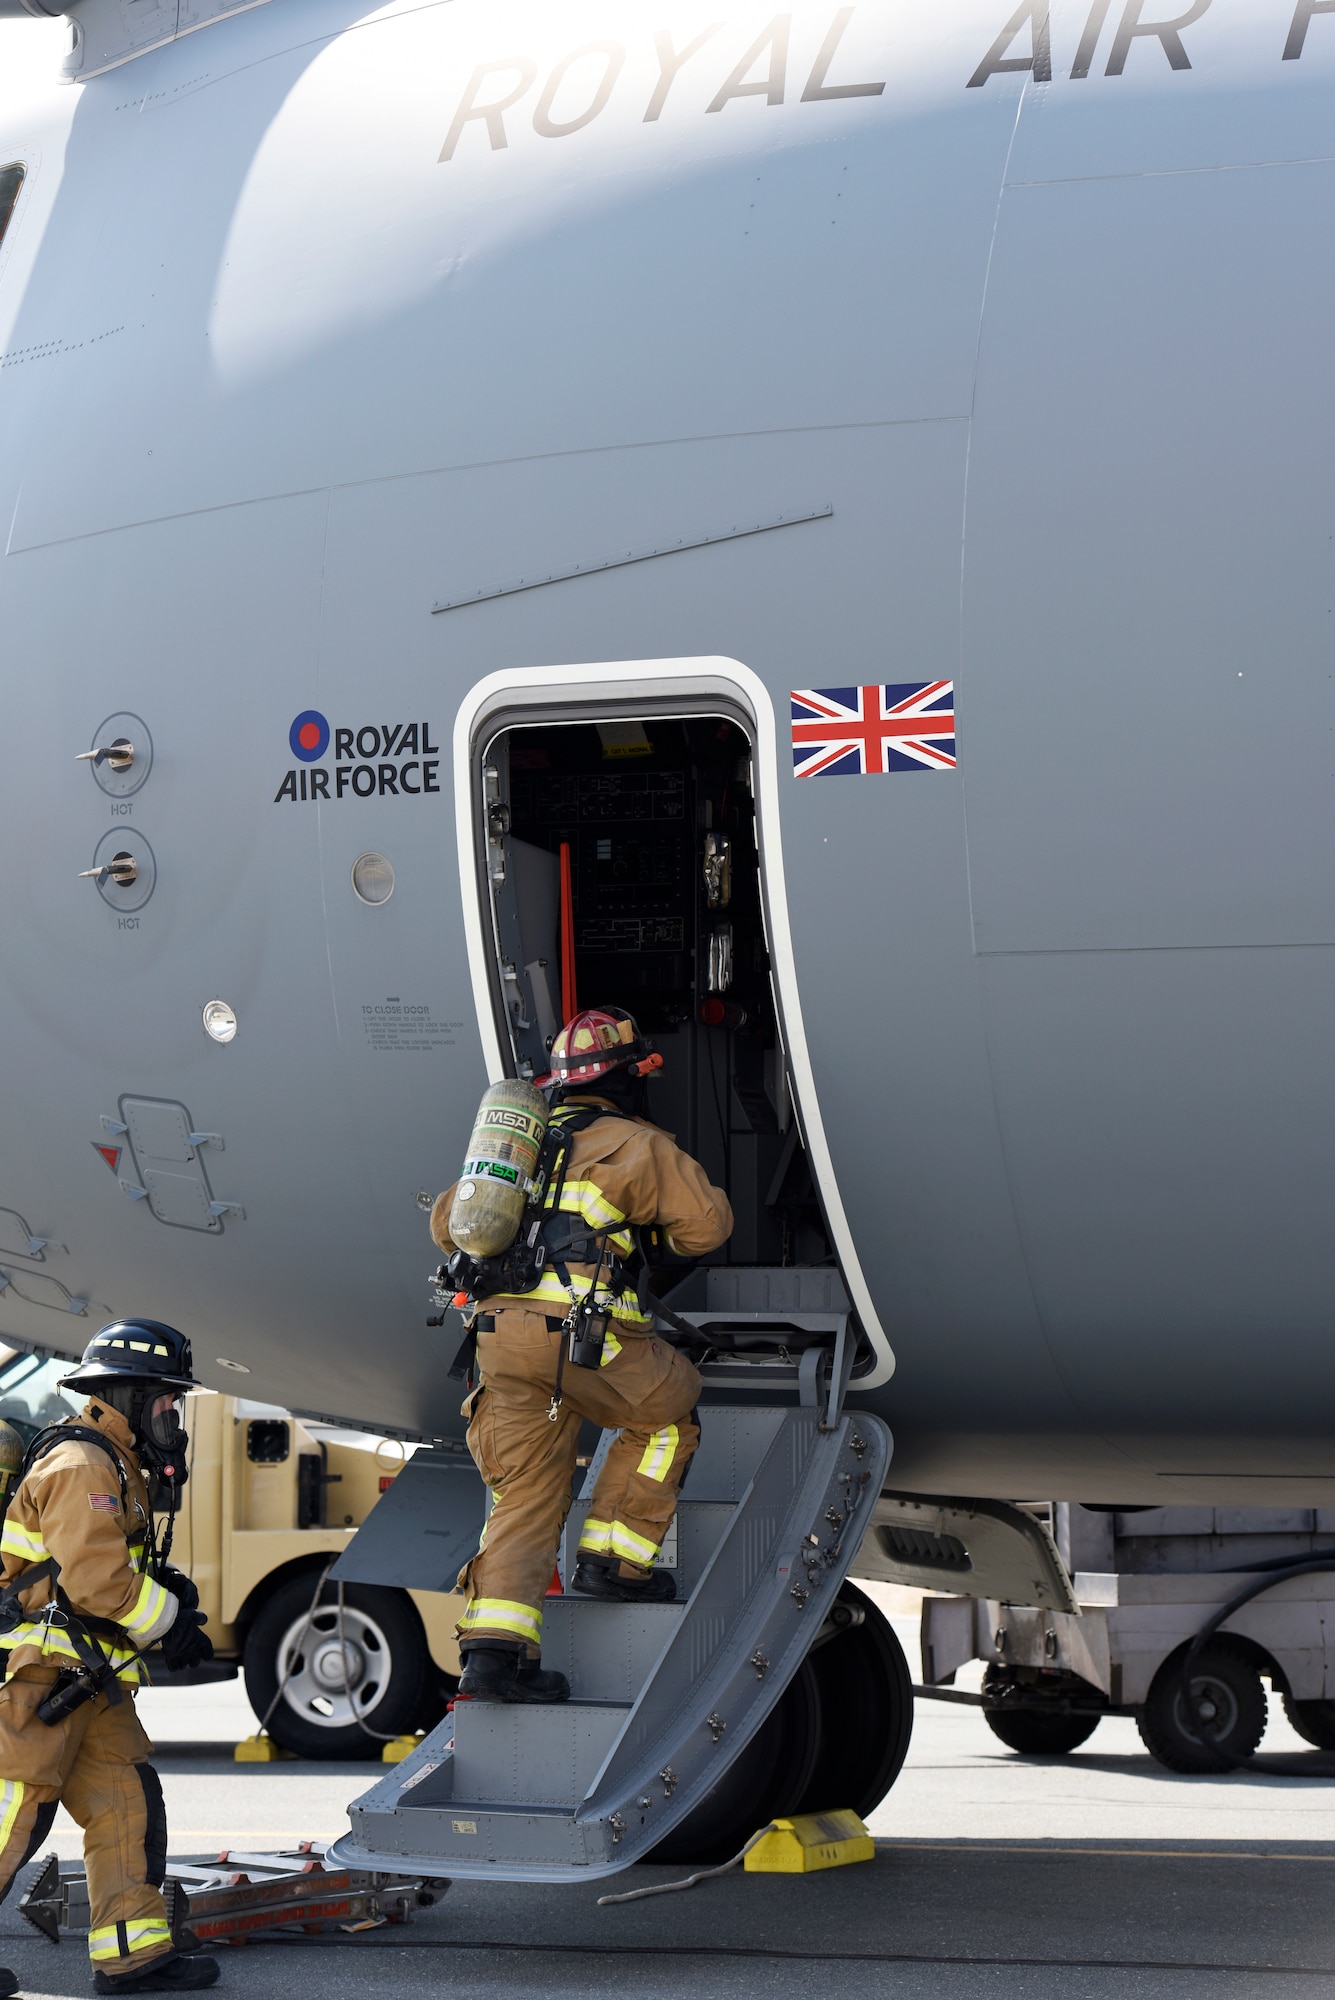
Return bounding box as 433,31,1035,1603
0,0,1331,1501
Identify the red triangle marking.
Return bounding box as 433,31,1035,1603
93,1144,120,1174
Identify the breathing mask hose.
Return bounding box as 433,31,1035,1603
157,1481,177,1571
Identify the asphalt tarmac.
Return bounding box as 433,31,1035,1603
2,1599,1334,1998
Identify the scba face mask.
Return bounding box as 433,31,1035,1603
140,1391,189,1495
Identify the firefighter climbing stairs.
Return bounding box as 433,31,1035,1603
330,1270,890,1883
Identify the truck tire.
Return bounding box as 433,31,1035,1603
1282,1693,1335,1751
1137,1639,1266,1773
984,1709,1101,1756
244,1573,429,1760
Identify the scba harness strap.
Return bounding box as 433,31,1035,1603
3,1425,144,1714
540,1104,619,1293
22,1425,128,1505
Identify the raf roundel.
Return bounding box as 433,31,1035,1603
289,710,330,763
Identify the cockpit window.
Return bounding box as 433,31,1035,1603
0,166,25,253
0,1351,81,1442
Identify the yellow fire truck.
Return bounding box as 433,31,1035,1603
0,1348,461,1758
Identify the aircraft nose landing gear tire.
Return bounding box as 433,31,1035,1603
243,1575,430,1759
646,1582,913,1865
1137,1638,1267,1773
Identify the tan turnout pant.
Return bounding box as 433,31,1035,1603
0,1664,173,1974
457,1310,702,1654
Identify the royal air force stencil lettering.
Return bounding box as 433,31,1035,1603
970,0,1335,82
274,711,441,805
440,8,886,158
438,0,1335,159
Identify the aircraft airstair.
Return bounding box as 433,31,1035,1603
329,1268,890,1883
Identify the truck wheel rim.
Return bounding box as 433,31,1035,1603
1174,1672,1240,1744
276,1604,393,1727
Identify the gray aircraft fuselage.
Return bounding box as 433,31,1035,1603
0,0,1331,1505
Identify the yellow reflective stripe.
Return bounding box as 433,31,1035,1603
607,1520,661,1566
577,1517,661,1566
0,1522,46,1561
124,1921,172,1949
487,1272,652,1323
457,1597,543,1642
88,1918,173,1962
601,1329,623,1365
548,1180,628,1230
121,1572,168,1637
0,1780,24,1849
636,1425,680,1483
542,1177,634,1254
576,1517,613,1556
0,1624,144,1680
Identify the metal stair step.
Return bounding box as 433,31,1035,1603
539,1597,681,1701
656,1267,857,1399
562,1499,735,1596
669,1266,851,1314
349,1776,608,1872
675,1406,787,1502
446,1698,630,1809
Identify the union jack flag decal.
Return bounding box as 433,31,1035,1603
790,682,957,777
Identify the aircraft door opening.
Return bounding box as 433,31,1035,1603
475,705,834,1278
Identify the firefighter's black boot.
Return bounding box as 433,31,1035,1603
0,1967,16,1997
457,1643,570,1704
93,1952,220,1992
572,1556,677,1603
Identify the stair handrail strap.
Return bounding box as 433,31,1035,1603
635,1281,710,1353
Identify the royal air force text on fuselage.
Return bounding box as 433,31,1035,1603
436,0,1335,163
274,710,441,803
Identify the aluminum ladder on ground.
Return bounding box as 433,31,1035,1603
330,1268,889,1884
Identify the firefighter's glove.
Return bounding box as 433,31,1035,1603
154,1564,199,1616
160,1606,213,1672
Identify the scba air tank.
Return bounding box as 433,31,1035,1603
0,1421,22,1505
449,1079,549,1257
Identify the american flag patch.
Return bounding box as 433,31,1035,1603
87,1491,118,1513
790,682,957,776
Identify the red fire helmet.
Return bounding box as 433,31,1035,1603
536,1006,662,1089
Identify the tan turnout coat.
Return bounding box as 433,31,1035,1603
0,1400,178,1680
